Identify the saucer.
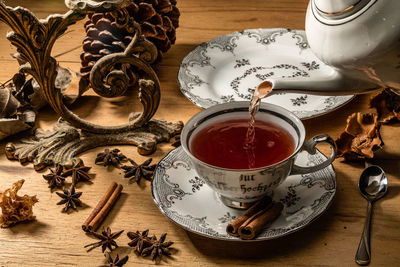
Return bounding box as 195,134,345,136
151,147,336,241
178,28,354,120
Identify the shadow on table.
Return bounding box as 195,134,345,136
384,185,400,201
185,208,336,261
6,220,49,234
368,158,400,178
98,192,129,228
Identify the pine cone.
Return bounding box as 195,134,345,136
80,0,180,91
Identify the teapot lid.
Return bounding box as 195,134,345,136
311,0,376,24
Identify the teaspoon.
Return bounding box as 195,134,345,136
355,165,388,265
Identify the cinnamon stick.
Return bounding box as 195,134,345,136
238,202,284,240
82,182,123,232
82,182,118,231
88,183,123,232
226,196,272,237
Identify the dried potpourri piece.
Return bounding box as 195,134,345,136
127,229,152,254
85,226,124,253
121,158,156,183
42,163,65,189
62,164,92,185
370,88,400,123
335,112,383,161
0,179,38,227
95,148,127,167
141,233,174,262
104,252,129,267
56,186,83,212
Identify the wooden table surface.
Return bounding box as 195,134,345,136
0,0,399,266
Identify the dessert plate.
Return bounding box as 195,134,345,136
151,147,336,241
178,28,354,119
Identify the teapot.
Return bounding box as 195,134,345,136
268,0,400,96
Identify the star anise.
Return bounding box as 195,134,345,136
121,158,156,183
62,165,92,185
43,164,65,189
84,226,124,253
104,252,129,267
127,229,152,254
95,148,127,167
56,186,82,212
141,233,174,262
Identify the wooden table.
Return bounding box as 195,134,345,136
0,0,399,266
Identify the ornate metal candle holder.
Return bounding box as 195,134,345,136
1,0,182,170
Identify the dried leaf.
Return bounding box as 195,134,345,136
370,88,400,123
10,52,27,65
335,113,383,161
0,87,20,118
0,110,36,141
15,65,73,110
12,73,26,91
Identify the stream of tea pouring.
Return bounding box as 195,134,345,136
246,81,273,143
244,81,273,168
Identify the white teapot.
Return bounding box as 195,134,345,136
269,0,400,95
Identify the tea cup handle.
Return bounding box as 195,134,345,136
291,134,337,175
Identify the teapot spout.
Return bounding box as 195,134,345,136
268,70,381,96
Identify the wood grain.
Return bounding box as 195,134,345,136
0,0,399,266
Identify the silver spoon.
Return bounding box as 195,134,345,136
355,165,388,265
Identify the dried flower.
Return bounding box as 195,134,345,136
121,158,156,183
335,112,383,161
56,186,82,212
43,164,65,189
104,252,129,267
370,88,400,122
0,179,38,227
95,148,127,167
85,226,124,253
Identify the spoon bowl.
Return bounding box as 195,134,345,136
358,165,388,201
355,165,388,266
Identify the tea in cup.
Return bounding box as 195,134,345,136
181,101,336,209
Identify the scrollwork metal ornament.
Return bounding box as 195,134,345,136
1,0,182,169
5,117,183,171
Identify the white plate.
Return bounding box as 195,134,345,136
151,147,336,241
178,28,354,119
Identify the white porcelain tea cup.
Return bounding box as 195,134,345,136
181,101,336,209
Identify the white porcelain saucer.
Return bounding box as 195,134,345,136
151,147,336,241
178,28,354,119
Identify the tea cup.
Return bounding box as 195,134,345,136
181,101,336,209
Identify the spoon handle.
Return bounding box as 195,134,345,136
355,201,373,265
